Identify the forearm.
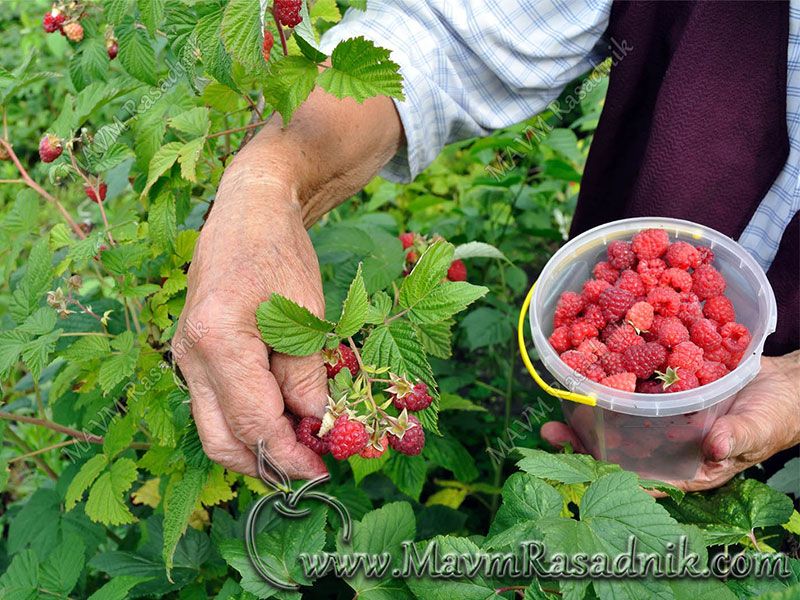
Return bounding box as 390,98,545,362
222,88,403,226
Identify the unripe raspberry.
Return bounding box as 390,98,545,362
262,30,274,62
324,343,359,378
328,415,369,460
63,21,84,42
85,183,107,203
296,417,330,455
447,259,467,282
388,414,425,455
38,134,63,163
274,0,303,27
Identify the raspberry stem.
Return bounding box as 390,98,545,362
270,6,289,56
67,146,116,246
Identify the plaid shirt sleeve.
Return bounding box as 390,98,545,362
320,0,611,182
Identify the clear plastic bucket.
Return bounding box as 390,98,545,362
527,217,777,480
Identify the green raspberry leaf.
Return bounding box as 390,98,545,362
163,466,209,575
257,294,335,356
116,17,157,86
137,0,166,36
66,454,109,511
39,533,85,597
317,36,404,103
406,280,488,324
85,458,139,526
220,0,263,69
335,263,369,338
413,319,453,359
516,448,622,484
399,240,453,309
98,331,140,394
263,56,319,122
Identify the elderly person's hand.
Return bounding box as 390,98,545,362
173,90,401,479
541,350,800,491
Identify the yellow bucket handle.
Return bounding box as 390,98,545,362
517,281,597,406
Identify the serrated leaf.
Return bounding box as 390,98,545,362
141,141,182,197
21,329,61,381
98,331,140,394
365,290,392,324
85,458,139,526
220,0,262,69
405,536,497,600
177,137,205,182
460,307,512,350
335,264,369,337
516,449,622,484
0,330,30,376
406,280,488,325
317,37,404,102
87,576,153,600
66,454,109,510
438,393,487,412
117,17,157,85
256,294,334,356
399,240,452,310
383,452,426,501
453,241,508,261
361,320,439,432
263,55,319,122
767,457,800,497
0,549,38,600
18,307,56,335
104,0,133,25
138,0,166,35
169,107,211,138
413,320,453,359
422,435,478,482
103,415,135,459
10,238,54,323
149,190,177,251
39,533,85,597
91,143,135,173
163,466,208,574
348,452,391,485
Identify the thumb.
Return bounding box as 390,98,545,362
702,413,761,463
271,353,328,419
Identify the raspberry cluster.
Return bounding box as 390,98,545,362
296,343,429,459
549,228,750,393
274,0,303,28
400,232,467,281
42,5,83,42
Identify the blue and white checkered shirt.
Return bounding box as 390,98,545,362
321,0,800,270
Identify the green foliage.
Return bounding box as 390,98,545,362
0,2,795,599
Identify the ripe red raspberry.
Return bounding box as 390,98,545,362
584,364,606,382
607,240,636,270
549,325,571,353
593,261,619,284
599,351,626,375
725,351,745,371
677,291,704,326
666,371,699,392
667,341,704,374
600,372,636,392
696,361,729,385
38,134,63,163
274,0,303,27
625,301,654,332
559,349,597,374
658,316,689,348
554,291,584,327
636,258,667,290
388,414,425,455
359,435,388,459
107,39,119,60
665,242,701,270
598,286,635,322
704,345,732,365
63,21,84,42
703,295,736,325
399,232,416,249
659,268,692,293
392,382,432,412
691,265,726,300
447,260,467,282
719,322,751,354
569,320,598,347
262,30,274,62
636,379,665,394
642,314,665,342
631,228,670,260
696,245,715,265
42,9,66,33
689,318,722,351
582,304,607,330
623,342,666,379
329,415,369,459
577,337,608,358
85,183,107,203
605,323,644,353
296,417,330,455
646,286,680,317
582,279,611,303
616,270,645,297
325,343,359,378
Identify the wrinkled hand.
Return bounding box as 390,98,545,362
541,351,800,492
174,166,328,480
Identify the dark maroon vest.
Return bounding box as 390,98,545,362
571,1,798,356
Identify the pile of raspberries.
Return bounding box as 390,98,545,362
548,228,751,393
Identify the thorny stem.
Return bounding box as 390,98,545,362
0,139,86,239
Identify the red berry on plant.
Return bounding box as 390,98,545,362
399,232,416,249
607,240,636,270
85,183,107,203
262,30,274,62
274,0,303,27
631,228,670,260
665,241,701,270
691,264,726,300
107,39,119,60
392,382,432,412
324,343,359,379
359,435,388,459
42,9,66,33
388,414,425,456
38,134,63,163
296,417,330,455
63,21,84,42
703,295,736,325
328,415,369,460
447,259,467,281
